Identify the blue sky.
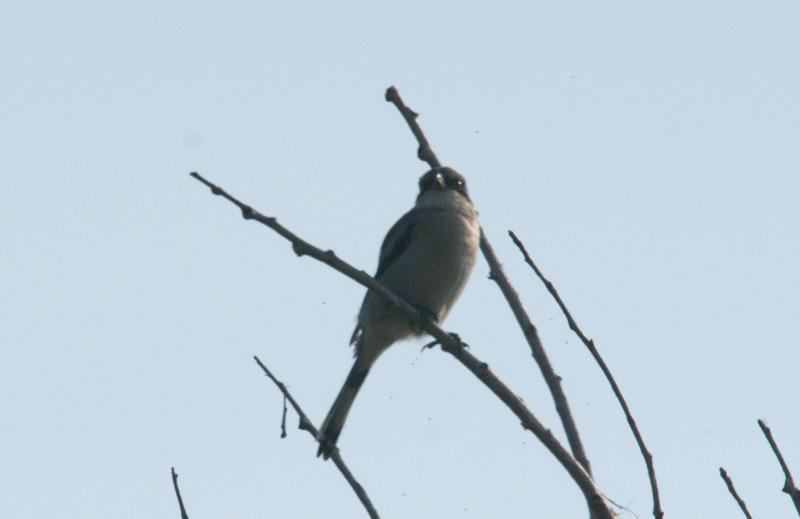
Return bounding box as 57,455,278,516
2,2,799,518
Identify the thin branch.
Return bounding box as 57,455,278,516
170,467,190,519
385,86,441,169
280,395,288,439
758,419,800,515
480,229,593,475
509,230,663,519
719,467,754,519
253,356,381,519
384,86,593,478
191,172,614,519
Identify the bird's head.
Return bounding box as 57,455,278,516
416,167,471,205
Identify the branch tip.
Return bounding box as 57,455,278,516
719,467,754,519
170,466,190,519
384,85,441,169
758,418,800,514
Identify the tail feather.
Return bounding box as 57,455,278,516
317,361,370,459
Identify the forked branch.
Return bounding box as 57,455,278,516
385,85,593,478
509,230,663,519
253,356,381,519
190,172,613,519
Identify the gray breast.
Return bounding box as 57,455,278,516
381,209,479,322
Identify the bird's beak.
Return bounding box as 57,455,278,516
433,172,445,189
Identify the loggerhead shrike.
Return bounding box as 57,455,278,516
317,167,480,459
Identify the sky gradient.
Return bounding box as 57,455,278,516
2,2,799,518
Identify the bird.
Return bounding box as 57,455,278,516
317,167,480,459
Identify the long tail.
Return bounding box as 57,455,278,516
317,358,371,459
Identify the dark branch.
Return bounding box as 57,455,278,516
170,467,190,519
385,86,441,169
758,419,800,515
384,86,593,481
509,230,663,519
191,172,613,519
253,356,381,519
280,395,288,439
481,230,593,475
719,467,754,519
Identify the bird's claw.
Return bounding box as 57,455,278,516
420,332,468,353
421,339,439,352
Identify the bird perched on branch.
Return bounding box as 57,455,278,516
317,167,480,459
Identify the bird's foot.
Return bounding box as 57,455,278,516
421,332,469,352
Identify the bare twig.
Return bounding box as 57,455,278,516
385,86,441,169
191,172,614,519
253,356,381,519
384,86,593,478
170,467,190,519
758,419,800,515
480,229,593,475
509,230,663,519
280,395,288,439
719,467,754,519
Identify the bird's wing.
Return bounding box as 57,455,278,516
349,208,424,347
375,208,420,279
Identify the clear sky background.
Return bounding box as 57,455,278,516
2,2,798,518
